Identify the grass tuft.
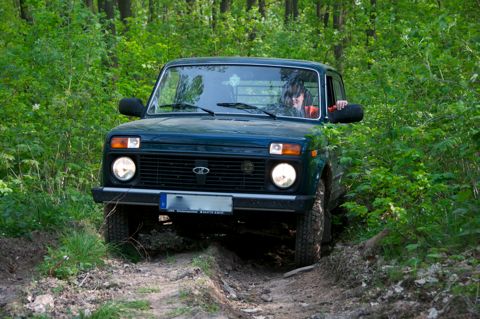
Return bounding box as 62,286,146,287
191,255,214,277
80,300,151,319
39,228,106,279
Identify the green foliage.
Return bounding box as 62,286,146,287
0,0,478,270
0,0,117,237
191,255,215,277
80,303,121,319
120,300,150,311
166,306,192,318
176,287,219,315
136,286,161,294
39,228,106,279
79,300,150,319
307,0,479,263
1,188,102,237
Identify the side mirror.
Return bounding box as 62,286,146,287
329,104,363,124
119,98,145,117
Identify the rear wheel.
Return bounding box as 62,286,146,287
295,180,326,266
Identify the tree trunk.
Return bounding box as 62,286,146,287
220,0,231,13
293,0,298,19
84,0,93,11
18,0,33,23
259,0,266,18
212,0,218,29
103,0,115,22
324,9,330,28
118,0,132,25
285,0,291,22
333,0,345,69
148,0,155,23
99,0,117,66
366,0,377,45
247,0,256,11
316,0,330,27
285,0,298,22
98,0,104,14
246,0,257,41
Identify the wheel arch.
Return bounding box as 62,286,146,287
319,162,333,208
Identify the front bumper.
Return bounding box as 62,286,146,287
92,187,314,213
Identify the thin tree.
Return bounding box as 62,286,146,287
316,0,330,28
118,0,132,25
212,0,218,29
366,0,377,45
333,0,346,70
98,0,117,66
285,0,298,22
148,0,156,23
220,0,231,13
17,0,33,23
84,0,94,11
259,0,266,18
246,0,258,41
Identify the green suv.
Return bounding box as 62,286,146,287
92,57,363,266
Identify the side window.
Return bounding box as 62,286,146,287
326,76,335,107
333,78,346,100
152,69,180,112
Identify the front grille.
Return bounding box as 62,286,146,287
138,154,266,192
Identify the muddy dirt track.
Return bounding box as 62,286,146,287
1,230,479,318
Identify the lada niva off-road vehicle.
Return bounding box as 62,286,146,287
92,57,363,266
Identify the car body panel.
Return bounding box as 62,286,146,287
93,57,356,218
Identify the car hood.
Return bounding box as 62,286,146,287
110,116,321,143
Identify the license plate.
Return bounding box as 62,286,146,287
160,193,233,215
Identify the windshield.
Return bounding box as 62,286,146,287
147,65,321,119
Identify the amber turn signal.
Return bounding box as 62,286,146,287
111,137,141,149
269,143,301,156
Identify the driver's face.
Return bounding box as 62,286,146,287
292,92,304,109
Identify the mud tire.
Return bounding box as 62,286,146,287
104,204,135,243
295,180,325,266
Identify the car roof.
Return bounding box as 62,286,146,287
164,57,336,73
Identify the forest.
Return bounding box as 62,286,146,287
0,0,479,315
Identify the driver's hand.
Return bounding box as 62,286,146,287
336,100,348,110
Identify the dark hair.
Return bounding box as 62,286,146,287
281,78,312,106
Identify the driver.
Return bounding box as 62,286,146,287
281,79,348,118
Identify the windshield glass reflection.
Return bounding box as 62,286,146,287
147,65,320,119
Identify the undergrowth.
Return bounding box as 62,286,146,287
79,300,151,319
39,227,107,279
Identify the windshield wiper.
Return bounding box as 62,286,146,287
217,102,277,120
159,103,215,116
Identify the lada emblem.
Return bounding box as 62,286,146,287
192,167,210,175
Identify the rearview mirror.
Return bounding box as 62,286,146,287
329,104,363,124
119,98,145,117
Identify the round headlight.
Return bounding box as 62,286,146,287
112,157,136,181
271,163,296,189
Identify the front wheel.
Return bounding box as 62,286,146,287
104,204,139,244
104,204,161,244
295,180,326,266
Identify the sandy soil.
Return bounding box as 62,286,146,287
0,230,478,318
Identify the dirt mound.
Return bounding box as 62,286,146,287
1,230,478,318
0,231,56,313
